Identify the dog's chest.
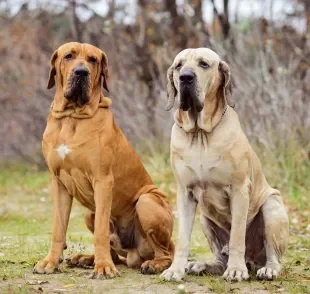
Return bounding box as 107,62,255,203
172,131,231,187
181,147,222,181
43,118,98,170
172,126,232,228
180,146,233,228
179,147,232,223
42,117,101,209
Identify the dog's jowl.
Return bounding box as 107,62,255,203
33,42,174,279
160,48,289,282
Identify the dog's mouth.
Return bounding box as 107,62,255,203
64,74,90,106
179,84,204,113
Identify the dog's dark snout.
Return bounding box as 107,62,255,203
180,71,195,84
74,66,89,77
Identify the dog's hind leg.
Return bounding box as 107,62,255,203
66,210,122,268
186,216,229,276
256,194,289,280
66,210,95,268
135,192,174,274
66,253,95,268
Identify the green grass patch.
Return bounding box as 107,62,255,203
0,145,309,293
0,164,49,195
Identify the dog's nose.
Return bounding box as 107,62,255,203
180,71,195,84
74,67,89,77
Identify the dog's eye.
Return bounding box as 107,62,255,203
175,62,182,70
64,53,73,60
88,57,97,64
199,61,210,69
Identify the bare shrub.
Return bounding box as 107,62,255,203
0,1,309,165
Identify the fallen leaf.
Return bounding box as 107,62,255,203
28,287,43,294
26,280,49,285
64,284,76,288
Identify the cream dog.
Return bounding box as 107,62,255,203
160,48,289,282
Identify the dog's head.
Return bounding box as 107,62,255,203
166,48,234,112
47,42,109,106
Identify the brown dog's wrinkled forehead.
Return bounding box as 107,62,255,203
56,42,103,58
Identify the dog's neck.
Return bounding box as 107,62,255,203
174,91,227,133
50,88,112,119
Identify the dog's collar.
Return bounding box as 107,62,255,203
176,105,229,133
222,105,228,117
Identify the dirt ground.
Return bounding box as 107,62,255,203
0,165,309,294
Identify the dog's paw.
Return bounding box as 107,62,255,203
89,263,120,279
256,266,279,280
33,259,58,274
66,254,94,269
140,258,172,274
160,267,185,282
185,262,208,275
223,265,249,282
186,262,225,276
186,262,213,276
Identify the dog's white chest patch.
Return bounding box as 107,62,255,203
57,144,71,160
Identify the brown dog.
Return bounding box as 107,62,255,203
33,42,174,279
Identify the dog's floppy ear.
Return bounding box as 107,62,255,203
219,60,234,108
165,64,177,111
47,50,58,89
101,51,109,92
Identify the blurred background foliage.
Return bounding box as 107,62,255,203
0,0,309,169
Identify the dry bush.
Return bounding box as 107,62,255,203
0,12,52,165
0,1,309,165
213,27,310,148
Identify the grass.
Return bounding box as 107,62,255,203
0,143,309,293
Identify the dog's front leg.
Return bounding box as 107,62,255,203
89,180,120,279
160,186,197,281
34,178,72,274
223,181,249,282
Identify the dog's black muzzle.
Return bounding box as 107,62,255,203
179,70,203,112
65,66,90,106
